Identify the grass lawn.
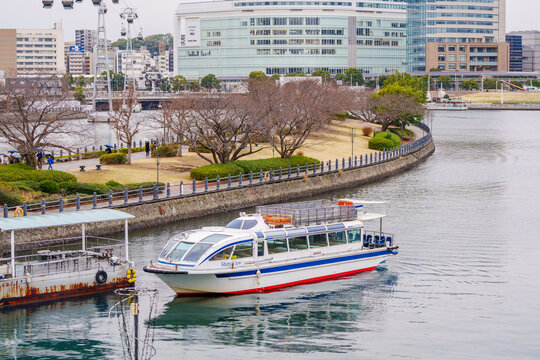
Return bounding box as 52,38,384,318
69,120,387,184
459,92,540,104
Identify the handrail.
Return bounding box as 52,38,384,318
2,124,432,218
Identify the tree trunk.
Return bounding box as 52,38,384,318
127,146,132,165
24,154,38,169
177,132,183,157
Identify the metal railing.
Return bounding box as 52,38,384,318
3,124,432,218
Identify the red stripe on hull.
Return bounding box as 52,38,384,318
1,281,131,308
176,266,377,296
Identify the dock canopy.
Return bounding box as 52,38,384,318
0,209,135,232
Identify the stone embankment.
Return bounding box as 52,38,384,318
1,136,435,255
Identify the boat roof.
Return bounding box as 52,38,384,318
0,209,135,232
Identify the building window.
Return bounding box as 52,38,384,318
438,46,445,52
289,29,303,35
448,46,456,52
448,54,456,61
459,54,467,62
459,46,467,52
273,17,287,26
438,55,446,62
459,63,467,70
257,18,271,26
448,63,456,70
306,17,320,25
438,64,446,70
289,18,303,25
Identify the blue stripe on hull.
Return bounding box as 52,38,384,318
216,249,394,278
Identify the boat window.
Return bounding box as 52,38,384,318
242,220,258,229
267,239,288,253
307,225,326,233
209,245,234,261
347,229,362,243
328,231,347,245
288,236,309,251
232,242,253,258
309,234,328,248
201,234,230,243
286,228,307,237
183,243,213,263
257,241,264,256
326,223,345,230
159,239,178,259
266,230,286,238
225,219,243,229
167,242,194,262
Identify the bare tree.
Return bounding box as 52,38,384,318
0,76,85,168
350,89,378,124
156,96,192,157
371,93,424,132
186,93,268,164
110,87,143,165
268,80,351,158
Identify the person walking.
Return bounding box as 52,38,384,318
47,155,54,170
145,141,150,157
37,151,43,170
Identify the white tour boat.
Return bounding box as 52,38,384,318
144,199,398,295
0,209,136,308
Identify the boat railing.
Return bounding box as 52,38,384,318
363,230,395,248
0,236,125,279
256,200,357,226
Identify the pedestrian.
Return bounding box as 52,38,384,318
105,146,112,154
145,141,150,157
37,151,43,170
47,155,54,170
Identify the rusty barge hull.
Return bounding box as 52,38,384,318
0,264,131,308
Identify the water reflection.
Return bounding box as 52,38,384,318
154,268,398,353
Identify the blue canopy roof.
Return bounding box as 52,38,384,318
0,209,135,232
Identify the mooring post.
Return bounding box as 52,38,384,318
260,170,263,183
153,184,158,200
279,168,282,180
249,171,253,185
180,181,184,196
355,156,358,167
109,190,113,206
216,176,220,191
138,186,143,202
193,179,196,194
22,202,27,216
228,174,232,188
3,204,7,218
166,183,171,198
59,196,64,212
93,192,97,208
124,188,128,204
296,165,300,177
204,178,208,192
76,194,80,211
239,173,243,186
41,199,46,214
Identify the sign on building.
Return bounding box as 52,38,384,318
69,46,83,52
184,18,201,47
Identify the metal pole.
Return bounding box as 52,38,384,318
82,223,86,252
272,135,275,174
10,230,15,278
133,293,139,360
124,219,129,261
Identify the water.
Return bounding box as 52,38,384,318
1,111,540,359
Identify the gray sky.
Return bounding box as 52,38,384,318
1,0,539,41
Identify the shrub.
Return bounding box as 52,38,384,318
99,153,127,165
39,180,60,194
188,145,212,153
81,150,107,159
119,146,145,154
390,128,414,141
334,111,349,120
0,167,76,183
9,181,41,192
60,181,110,195
362,126,373,137
190,163,245,180
106,180,122,187
190,155,321,180
368,131,401,150
0,185,25,206
152,145,177,158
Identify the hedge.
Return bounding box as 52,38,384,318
390,128,414,141
99,153,127,164
119,146,145,154
152,145,177,158
0,185,25,206
0,166,77,183
368,131,401,150
40,180,60,194
60,181,110,195
190,155,320,180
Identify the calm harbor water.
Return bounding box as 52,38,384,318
1,111,540,359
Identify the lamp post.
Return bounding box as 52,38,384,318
350,128,355,159
152,140,159,185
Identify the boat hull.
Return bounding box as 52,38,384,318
0,263,131,308
154,249,394,295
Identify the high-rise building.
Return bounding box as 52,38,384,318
407,0,508,72
173,0,407,78
75,29,98,53
508,31,540,72
0,29,17,76
506,34,523,72
16,22,65,75
65,41,85,75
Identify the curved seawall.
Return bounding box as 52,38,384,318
2,133,435,254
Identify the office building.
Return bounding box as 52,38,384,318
0,29,17,76
16,22,65,75
173,0,407,78
506,34,523,72
508,31,540,72
75,29,98,53
407,0,508,72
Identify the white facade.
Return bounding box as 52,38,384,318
174,0,407,78
16,22,65,75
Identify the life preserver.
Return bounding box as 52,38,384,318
95,270,108,284
264,171,270,182
126,268,136,284
14,207,23,217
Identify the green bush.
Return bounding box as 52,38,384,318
81,150,107,159
119,146,145,154
39,180,60,194
369,131,401,150
0,185,25,206
60,181,110,195
188,145,212,153
390,128,414,141
152,145,177,158
190,155,320,180
190,163,245,180
0,166,76,183
9,181,42,192
99,153,127,165
125,182,165,190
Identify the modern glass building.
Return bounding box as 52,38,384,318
173,0,407,78
407,0,509,72
506,34,523,72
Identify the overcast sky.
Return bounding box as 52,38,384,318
1,0,539,41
